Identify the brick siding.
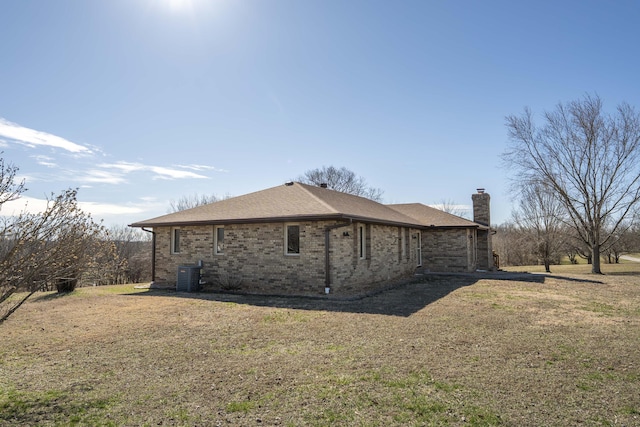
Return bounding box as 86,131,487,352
421,228,475,272
153,221,420,297
472,191,494,270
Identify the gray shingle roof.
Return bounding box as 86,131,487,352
387,203,487,229
130,182,424,228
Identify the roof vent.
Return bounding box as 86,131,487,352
477,188,485,194
320,183,328,188
285,181,294,186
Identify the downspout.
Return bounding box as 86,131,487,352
142,227,156,284
324,220,353,294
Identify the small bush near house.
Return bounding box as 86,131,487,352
214,272,243,291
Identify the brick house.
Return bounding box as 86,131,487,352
130,182,493,296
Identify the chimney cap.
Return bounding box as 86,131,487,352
477,188,485,194
320,183,328,188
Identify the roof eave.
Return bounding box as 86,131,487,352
422,224,489,230
129,213,427,229
129,214,340,228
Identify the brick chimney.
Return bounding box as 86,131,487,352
472,188,490,226
471,188,493,270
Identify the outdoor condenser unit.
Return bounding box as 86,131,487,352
176,265,201,292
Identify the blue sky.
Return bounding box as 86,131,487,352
2,0,639,226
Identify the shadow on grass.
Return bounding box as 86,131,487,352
546,275,605,284
501,272,605,285
123,271,602,317
0,387,113,427
29,291,74,303
605,271,640,276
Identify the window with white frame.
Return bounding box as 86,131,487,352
171,227,181,254
214,226,224,255
358,224,366,259
285,224,300,255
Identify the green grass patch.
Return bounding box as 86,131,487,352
165,407,192,421
580,301,616,316
325,343,346,351
621,405,640,415
226,400,255,413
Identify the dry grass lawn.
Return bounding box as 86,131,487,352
1,264,639,426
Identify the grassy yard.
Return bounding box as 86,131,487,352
1,265,639,426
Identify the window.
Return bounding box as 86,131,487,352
358,225,366,259
214,226,224,255
285,224,300,255
402,227,408,259
171,227,181,254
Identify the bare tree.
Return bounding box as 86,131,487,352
503,94,640,274
492,222,537,267
168,193,225,213
1,189,105,323
106,225,152,283
433,199,470,219
297,166,383,202
512,182,566,272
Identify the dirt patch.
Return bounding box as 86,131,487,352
1,269,639,426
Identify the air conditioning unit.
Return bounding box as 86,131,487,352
176,265,201,292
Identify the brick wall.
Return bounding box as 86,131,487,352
330,223,419,294
472,191,490,226
421,228,474,272
153,221,419,297
476,229,493,270
155,225,213,283
472,191,494,270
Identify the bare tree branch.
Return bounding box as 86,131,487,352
297,166,384,202
432,199,470,219
0,154,26,207
168,193,227,213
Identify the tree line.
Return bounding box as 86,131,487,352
493,216,640,271
500,94,640,272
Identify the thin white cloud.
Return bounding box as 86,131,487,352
176,164,228,172
82,169,127,184
12,173,31,186
0,196,48,216
78,201,145,216
32,155,58,168
99,161,209,180
0,195,144,217
0,118,92,154
429,203,470,210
